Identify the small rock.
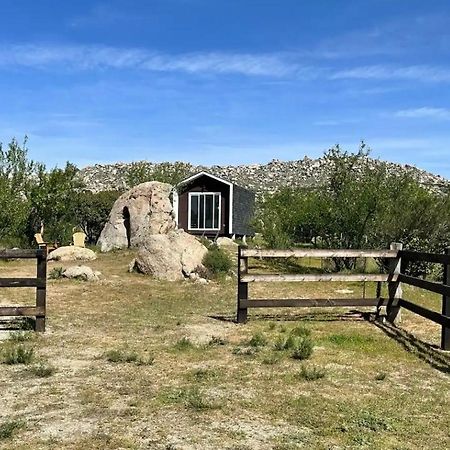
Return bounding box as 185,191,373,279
63,266,100,281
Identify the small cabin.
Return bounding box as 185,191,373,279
173,172,255,238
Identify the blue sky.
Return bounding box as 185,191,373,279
1,0,450,177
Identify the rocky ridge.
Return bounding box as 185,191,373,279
79,156,449,195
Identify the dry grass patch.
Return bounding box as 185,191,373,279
0,250,448,449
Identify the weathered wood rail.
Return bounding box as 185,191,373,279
237,244,450,350
0,248,47,331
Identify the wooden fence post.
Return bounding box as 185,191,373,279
237,246,248,323
35,247,47,332
386,242,403,324
441,247,450,350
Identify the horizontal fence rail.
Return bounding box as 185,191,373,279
0,248,47,331
237,244,450,350
241,274,395,283
242,248,399,259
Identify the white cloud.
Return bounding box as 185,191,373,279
0,44,302,77
394,107,450,120
331,65,450,82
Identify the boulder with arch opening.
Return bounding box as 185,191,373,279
98,181,176,252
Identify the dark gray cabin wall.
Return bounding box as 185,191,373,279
232,185,255,236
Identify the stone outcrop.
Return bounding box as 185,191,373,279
129,230,208,281
78,157,449,196
48,246,97,262
98,181,175,252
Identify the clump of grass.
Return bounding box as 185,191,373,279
187,368,219,382
162,386,219,411
291,337,314,361
261,353,283,365
232,346,258,356
29,363,56,378
104,349,154,365
289,325,311,338
375,372,387,381
248,332,267,347
2,345,34,365
354,411,392,432
0,419,25,440
174,337,195,351
104,349,138,363
267,322,277,331
9,331,34,342
49,266,64,280
295,365,326,381
208,336,228,347
184,386,220,411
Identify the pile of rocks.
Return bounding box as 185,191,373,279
78,156,449,196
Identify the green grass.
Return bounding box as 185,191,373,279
2,345,34,365
294,365,326,381
0,420,25,440
28,363,56,378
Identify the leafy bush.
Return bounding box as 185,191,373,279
202,245,232,276
3,345,34,365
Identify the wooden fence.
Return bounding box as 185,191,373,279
237,243,450,350
0,248,47,332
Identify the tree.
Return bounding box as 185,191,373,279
256,144,450,274
0,137,37,246
27,163,85,245
72,190,121,244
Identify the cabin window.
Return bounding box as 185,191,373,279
188,192,221,230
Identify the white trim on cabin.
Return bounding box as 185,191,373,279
172,189,179,229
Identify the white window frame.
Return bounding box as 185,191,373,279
188,192,221,231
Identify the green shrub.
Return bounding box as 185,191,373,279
291,337,314,361
202,245,232,276
3,345,34,365
49,266,64,280
295,365,326,381
248,332,267,347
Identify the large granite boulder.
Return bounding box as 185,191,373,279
48,246,97,262
98,181,175,252
129,230,208,281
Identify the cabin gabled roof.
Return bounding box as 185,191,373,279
177,171,233,188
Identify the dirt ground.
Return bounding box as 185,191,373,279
0,251,449,450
